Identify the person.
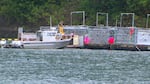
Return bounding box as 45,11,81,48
58,21,65,35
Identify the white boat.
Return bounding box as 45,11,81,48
11,26,72,49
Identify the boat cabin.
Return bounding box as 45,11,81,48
36,29,58,42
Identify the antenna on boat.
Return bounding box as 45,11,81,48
50,16,52,29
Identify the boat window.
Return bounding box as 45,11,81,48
37,32,42,41
47,32,56,36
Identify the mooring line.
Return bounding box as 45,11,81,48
135,45,141,51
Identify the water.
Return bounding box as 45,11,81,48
0,49,150,84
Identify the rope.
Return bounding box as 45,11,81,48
135,45,141,51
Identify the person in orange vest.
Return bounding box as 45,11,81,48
58,21,65,35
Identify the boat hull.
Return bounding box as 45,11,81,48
22,39,71,49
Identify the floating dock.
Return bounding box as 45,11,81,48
64,26,150,51
1,25,150,51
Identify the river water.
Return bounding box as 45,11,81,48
0,48,150,84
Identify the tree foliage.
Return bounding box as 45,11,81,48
0,0,150,28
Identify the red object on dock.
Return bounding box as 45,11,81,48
108,37,115,45
84,36,90,45
129,27,134,36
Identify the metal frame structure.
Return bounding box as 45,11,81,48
120,13,135,27
70,11,85,25
96,12,108,26
146,14,150,28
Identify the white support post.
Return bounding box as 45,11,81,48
120,13,135,27
70,11,85,25
96,12,108,27
146,14,150,28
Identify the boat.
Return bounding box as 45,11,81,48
10,26,72,49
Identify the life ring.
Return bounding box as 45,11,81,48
108,37,115,45
84,36,90,45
